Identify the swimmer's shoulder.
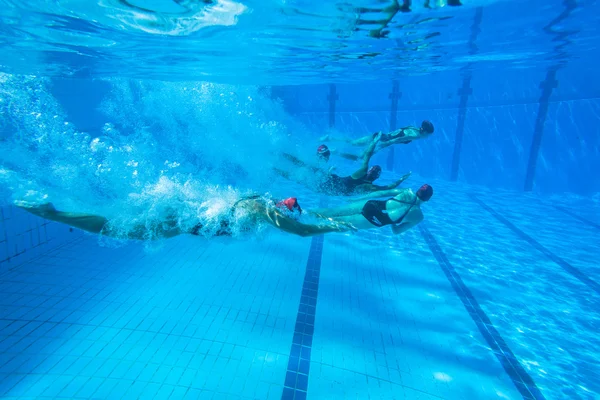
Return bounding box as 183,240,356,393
391,188,414,200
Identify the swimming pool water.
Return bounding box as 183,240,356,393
1,174,598,399
1,0,600,399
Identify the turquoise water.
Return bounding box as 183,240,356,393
1,1,600,399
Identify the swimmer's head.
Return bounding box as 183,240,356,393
366,165,382,182
420,120,434,135
276,197,303,218
317,145,330,162
416,184,433,202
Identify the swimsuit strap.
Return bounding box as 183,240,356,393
386,196,417,224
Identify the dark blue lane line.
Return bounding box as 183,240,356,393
473,196,600,295
523,0,577,191
419,225,545,400
552,205,600,231
449,7,482,181
386,80,401,171
523,68,558,192
281,234,324,400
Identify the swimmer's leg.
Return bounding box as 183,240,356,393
320,134,374,147
16,202,109,234
273,167,293,180
350,133,380,179
282,153,307,168
337,152,360,161
15,201,182,240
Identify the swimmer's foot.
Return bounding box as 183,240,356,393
14,201,57,217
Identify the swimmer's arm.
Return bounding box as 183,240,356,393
309,201,366,218
370,172,412,191
264,209,350,237
391,212,423,235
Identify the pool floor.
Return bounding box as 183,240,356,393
0,179,599,400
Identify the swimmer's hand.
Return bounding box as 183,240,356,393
398,171,412,182
373,132,383,143
319,134,329,142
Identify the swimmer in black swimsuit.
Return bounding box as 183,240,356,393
275,133,411,196
319,120,434,159
15,195,355,240
309,184,434,235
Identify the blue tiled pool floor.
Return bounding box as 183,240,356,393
0,234,311,399
1,178,599,399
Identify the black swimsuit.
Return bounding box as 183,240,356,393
361,197,417,227
189,195,261,237
320,174,370,195
373,128,412,144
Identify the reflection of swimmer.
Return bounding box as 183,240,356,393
15,195,354,240
310,184,433,234
276,134,411,196
320,120,434,156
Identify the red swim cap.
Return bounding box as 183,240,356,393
317,145,331,161
276,197,302,214
416,184,433,201
317,144,329,154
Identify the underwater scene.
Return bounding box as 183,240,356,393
1,1,599,399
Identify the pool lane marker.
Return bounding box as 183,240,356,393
280,234,324,400
419,224,545,400
473,196,600,295
552,205,600,231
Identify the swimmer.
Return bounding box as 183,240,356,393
280,144,360,172
15,195,355,240
309,184,434,234
275,133,411,196
320,120,434,156
16,184,433,240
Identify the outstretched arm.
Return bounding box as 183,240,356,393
264,208,354,237
372,171,411,190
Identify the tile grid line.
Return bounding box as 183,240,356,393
419,224,545,400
